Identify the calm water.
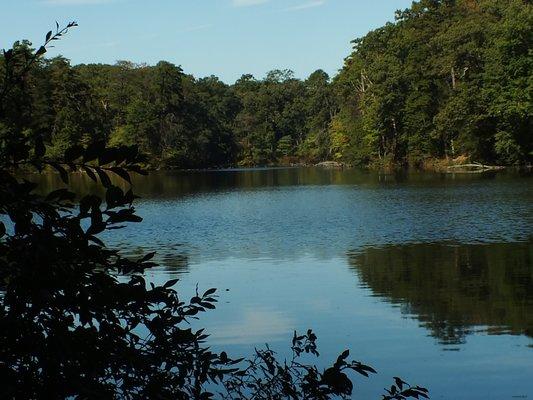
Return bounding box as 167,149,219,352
36,168,533,399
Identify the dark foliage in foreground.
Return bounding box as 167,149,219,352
0,25,429,399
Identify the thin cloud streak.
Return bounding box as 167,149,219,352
283,0,325,12
232,0,269,7
179,24,213,33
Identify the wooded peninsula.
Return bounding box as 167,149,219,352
1,0,531,169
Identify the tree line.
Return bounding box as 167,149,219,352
1,0,531,169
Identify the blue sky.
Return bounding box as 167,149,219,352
1,0,413,82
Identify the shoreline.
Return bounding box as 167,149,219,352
153,160,531,174
21,160,532,176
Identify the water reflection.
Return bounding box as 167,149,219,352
33,168,526,268
348,241,533,345
30,167,532,199
207,307,295,346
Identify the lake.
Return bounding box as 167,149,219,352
36,167,533,399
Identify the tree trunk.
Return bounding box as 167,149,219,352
451,67,456,90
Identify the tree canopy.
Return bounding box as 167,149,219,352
335,0,532,167
2,0,529,169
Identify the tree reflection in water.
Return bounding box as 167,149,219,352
347,241,533,346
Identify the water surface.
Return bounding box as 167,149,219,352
37,168,533,399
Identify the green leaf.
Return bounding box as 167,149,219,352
394,377,406,391
64,145,84,163
79,195,101,215
129,165,148,176
82,166,97,182
98,147,118,166
340,349,349,360
83,141,105,162
105,185,124,209
109,167,131,183
124,189,136,204
140,252,156,262
49,162,69,184
45,188,75,202
36,46,46,56
95,167,112,187
3,49,13,61
87,221,106,236
163,279,179,288
88,235,105,247
200,302,216,309
34,136,45,158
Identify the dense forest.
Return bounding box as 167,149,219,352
1,0,531,169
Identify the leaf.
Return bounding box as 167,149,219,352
46,30,52,41
90,208,103,225
64,145,84,163
95,167,112,188
163,279,179,288
79,195,97,215
220,351,228,362
50,162,69,184
34,136,45,158
140,252,156,262
82,166,97,182
98,147,118,166
109,167,131,184
88,235,105,247
203,288,217,297
414,386,429,393
105,185,124,209
394,377,406,391
123,145,139,163
124,189,136,204
45,188,75,202
83,141,105,162
87,221,106,236
358,363,377,374
129,165,148,176
322,369,353,395
106,209,142,223
36,46,47,56
124,214,142,222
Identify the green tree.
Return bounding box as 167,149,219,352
335,0,532,167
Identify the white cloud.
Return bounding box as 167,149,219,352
208,308,293,345
283,0,325,11
232,0,269,7
179,24,213,33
